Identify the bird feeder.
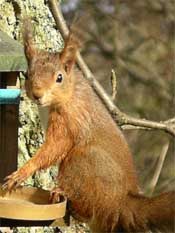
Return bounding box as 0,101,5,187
0,31,66,227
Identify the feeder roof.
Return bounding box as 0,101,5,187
0,30,27,72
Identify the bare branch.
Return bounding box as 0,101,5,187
148,142,169,195
117,114,175,136
48,0,175,137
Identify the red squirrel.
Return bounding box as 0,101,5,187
4,19,175,232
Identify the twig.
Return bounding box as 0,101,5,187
48,0,175,137
148,142,169,195
165,117,175,124
121,125,152,131
111,69,118,101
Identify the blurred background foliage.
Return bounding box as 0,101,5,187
0,0,174,232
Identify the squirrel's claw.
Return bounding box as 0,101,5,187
49,187,65,204
3,170,26,191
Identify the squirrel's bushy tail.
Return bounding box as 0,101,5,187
120,191,175,232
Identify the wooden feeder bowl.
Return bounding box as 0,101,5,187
0,185,67,226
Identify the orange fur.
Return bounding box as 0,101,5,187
4,20,175,232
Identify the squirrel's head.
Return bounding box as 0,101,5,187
23,19,80,107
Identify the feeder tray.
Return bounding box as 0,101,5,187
0,185,67,226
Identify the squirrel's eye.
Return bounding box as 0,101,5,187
56,73,63,83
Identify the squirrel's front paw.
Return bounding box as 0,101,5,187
49,187,65,203
3,169,27,191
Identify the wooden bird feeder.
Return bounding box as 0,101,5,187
0,31,67,227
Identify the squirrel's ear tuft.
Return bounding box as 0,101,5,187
22,17,36,65
60,30,81,74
